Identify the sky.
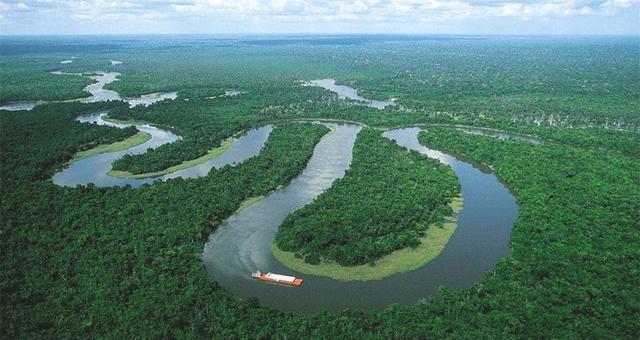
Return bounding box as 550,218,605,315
0,0,639,35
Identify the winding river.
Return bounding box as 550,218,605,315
52,113,272,187
33,72,527,312
310,79,396,109
457,126,543,145
46,111,524,312
71,71,177,107
30,71,529,313
202,124,519,313
0,71,177,110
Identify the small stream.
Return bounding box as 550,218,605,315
0,102,44,111
309,79,396,109
457,127,543,145
0,71,177,110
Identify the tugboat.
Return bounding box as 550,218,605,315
251,271,303,286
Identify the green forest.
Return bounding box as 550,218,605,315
275,128,459,266
107,98,270,174
1,36,638,338
0,101,136,186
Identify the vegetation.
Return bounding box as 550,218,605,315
0,36,638,338
106,99,268,174
0,57,93,102
0,101,137,187
1,121,330,338
107,136,233,178
275,128,460,266
273,196,463,281
415,127,639,338
71,131,151,163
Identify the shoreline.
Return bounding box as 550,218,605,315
69,131,152,164
107,137,234,179
272,195,463,281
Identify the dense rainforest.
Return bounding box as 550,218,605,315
275,128,459,266
0,101,137,187
0,58,93,102
416,128,640,338
107,97,272,174
1,36,639,338
1,119,331,337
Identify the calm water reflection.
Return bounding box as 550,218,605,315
310,79,396,109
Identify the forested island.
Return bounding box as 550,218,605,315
274,128,460,279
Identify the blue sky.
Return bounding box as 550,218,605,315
1,0,639,35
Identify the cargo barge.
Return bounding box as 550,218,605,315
251,271,303,286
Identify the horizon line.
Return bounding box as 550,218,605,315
2,32,639,38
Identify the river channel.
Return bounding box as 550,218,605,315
202,124,519,313
38,74,529,313
310,79,396,109
0,71,177,110
52,113,272,187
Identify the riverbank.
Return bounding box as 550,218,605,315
102,116,150,126
238,195,266,211
107,137,234,179
272,196,463,281
234,128,337,212
70,131,152,164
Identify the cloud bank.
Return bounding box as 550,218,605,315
1,0,639,34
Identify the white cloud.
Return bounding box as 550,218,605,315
1,0,639,30
0,1,31,12
601,0,637,8
164,0,639,22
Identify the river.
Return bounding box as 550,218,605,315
309,79,396,109
52,113,272,187
0,71,177,110
39,76,530,313
202,124,519,313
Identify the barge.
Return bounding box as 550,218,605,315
251,271,303,286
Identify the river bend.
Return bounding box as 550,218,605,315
202,125,518,313
53,113,272,187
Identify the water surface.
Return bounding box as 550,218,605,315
310,79,396,109
128,92,178,107
1,70,177,110
80,72,122,103
457,127,543,145
0,102,43,111
77,72,176,107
